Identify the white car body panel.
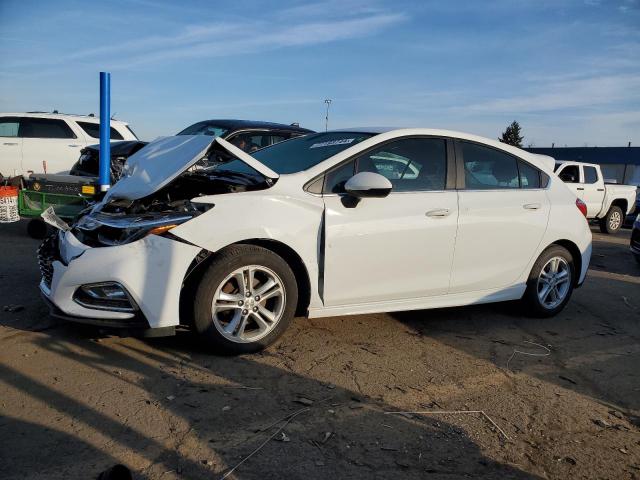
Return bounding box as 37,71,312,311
41,128,592,329
322,191,458,305
106,135,215,201
44,231,201,326
450,188,549,293
0,112,136,177
106,136,279,202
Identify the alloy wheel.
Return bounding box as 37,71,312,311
609,210,622,231
537,256,571,309
211,265,286,343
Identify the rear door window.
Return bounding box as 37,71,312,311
19,118,76,139
583,166,598,184
461,141,519,189
77,121,124,140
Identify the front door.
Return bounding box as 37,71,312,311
322,137,459,306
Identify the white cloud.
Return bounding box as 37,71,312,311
5,6,406,71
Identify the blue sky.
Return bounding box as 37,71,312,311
1,0,638,146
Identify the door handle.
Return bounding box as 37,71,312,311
3,142,18,146
426,208,451,217
576,187,584,191
597,188,604,192
68,144,81,147
523,203,541,210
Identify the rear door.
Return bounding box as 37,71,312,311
322,136,459,306
0,116,22,177
19,117,81,174
450,140,550,293
581,165,605,216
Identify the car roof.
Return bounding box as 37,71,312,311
0,112,129,125
314,127,555,173
185,119,314,133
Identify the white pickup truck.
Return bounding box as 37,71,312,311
555,161,637,234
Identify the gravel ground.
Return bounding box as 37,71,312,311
0,220,639,479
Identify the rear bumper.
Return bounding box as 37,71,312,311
576,241,591,288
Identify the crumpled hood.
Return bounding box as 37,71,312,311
104,135,278,201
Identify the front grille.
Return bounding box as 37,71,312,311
38,233,60,289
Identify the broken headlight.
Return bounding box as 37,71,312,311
74,211,195,246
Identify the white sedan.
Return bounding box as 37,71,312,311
39,128,592,354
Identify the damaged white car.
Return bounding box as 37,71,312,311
39,129,592,354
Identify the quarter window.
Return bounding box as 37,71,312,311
583,166,598,184
461,141,519,189
19,118,76,139
77,121,124,140
324,159,355,193
0,118,19,137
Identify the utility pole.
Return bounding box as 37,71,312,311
324,99,332,132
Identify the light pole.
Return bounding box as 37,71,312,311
324,99,332,132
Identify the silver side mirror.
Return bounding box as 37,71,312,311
344,172,392,198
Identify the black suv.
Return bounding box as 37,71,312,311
70,119,313,181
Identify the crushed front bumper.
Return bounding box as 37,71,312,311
38,230,201,330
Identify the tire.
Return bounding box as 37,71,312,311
522,245,575,317
192,244,298,355
599,205,623,234
27,219,48,239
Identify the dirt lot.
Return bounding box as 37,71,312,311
0,220,639,479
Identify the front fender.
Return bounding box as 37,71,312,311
170,191,325,308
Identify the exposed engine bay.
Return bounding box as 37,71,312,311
71,141,274,247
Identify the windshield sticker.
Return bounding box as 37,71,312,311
310,138,355,149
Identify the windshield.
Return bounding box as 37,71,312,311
213,132,375,175
177,121,230,137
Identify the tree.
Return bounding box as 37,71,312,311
499,121,524,147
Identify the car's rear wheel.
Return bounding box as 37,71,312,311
522,245,575,317
193,245,297,354
599,205,623,234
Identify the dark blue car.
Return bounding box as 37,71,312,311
631,213,640,264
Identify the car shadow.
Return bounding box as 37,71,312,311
0,326,541,479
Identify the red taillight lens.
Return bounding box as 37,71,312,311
576,198,588,218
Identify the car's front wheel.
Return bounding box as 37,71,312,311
522,245,575,317
193,245,298,355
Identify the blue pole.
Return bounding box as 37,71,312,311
99,72,111,192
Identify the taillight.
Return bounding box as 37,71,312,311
576,198,588,218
